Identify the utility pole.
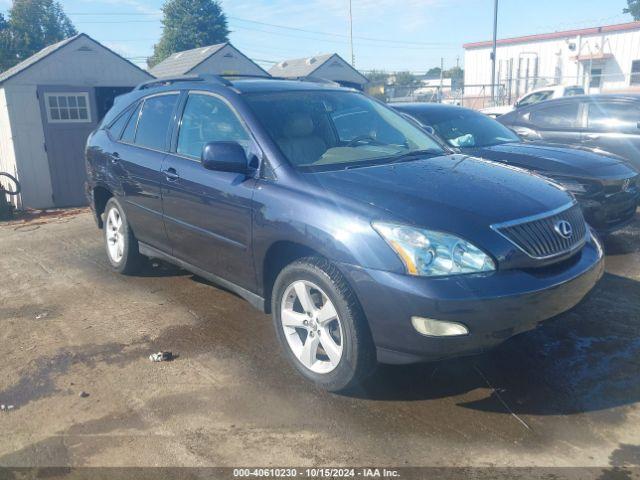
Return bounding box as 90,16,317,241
349,0,355,67
490,0,499,104
439,57,444,103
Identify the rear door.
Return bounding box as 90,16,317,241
523,99,584,145
39,87,98,207
161,90,259,290
583,98,640,170
110,92,179,251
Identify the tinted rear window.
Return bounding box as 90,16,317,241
529,102,580,128
134,94,179,150
108,105,135,139
121,103,142,143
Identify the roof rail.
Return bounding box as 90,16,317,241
134,74,232,90
220,74,341,87
134,73,342,91
296,76,341,87
218,73,272,80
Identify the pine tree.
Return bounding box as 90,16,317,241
148,0,230,68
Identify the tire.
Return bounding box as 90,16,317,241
103,197,144,275
272,256,376,392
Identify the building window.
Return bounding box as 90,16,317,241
45,93,91,123
589,68,602,88
631,60,640,85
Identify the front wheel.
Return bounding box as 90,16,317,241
272,257,376,392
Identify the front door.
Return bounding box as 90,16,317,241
582,99,640,171
162,91,258,290
525,100,583,146
39,86,98,207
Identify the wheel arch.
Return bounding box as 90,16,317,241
93,184,113,229
261,240,324,314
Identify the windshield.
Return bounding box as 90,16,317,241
410,109,520,148
243,90,444,171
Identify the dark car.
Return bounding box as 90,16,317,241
497,94,640,171
393,103,640,234
85,75,604,391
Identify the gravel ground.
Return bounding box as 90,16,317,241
0,209,638,472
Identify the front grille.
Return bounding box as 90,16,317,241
492,203,587,259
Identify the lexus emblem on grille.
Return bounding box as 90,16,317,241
554,220,573,239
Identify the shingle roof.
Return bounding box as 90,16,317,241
149,43,229,78
0,34,79,84
0,33,153,85
268,53,335,78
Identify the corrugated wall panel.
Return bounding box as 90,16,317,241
4,85,54,209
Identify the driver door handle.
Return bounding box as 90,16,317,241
585,133,600,141
163,167,180,181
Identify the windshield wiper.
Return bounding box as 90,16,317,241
389,149,442,163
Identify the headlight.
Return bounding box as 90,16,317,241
372,222,496,277
542,174,589,194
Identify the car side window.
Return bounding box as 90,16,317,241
121,102,142,143
587,101,640,133
518,91,552,108
108,105,135,139
177,93,251,159
529,102,580,129
134,94,180,151
565,87,584,96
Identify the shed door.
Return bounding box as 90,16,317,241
38,86,98,207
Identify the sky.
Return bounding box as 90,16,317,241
0,0,634,72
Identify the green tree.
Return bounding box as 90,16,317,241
148,0,230,68
624,0,640,20
444,66,463,79
426,66,442,78
7,0,76,64
394,71,418,86
366,69,389,83
0,13,14,71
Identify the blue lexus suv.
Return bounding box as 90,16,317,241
85,75,605,391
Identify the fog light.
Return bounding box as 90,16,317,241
411,316,469,337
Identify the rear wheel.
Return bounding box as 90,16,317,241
272,257,376,391
103,197,144,274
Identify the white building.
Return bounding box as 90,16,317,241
0,33,152,209
463,21,640,106
150,43,269,78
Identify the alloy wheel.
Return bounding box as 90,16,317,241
105,207,124,263
280,280,344,374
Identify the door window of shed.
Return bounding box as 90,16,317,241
45,93,91,123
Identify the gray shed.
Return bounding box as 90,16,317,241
268,53,368,90
0,33,153,209
149,43,269,78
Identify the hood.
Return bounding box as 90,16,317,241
463,142,634,178
308,154,572,237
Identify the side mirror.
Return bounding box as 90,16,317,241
201,141,248,173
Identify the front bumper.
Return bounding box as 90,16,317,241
579,190,639,234
339,233,605,364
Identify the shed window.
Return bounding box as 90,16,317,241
45,93,91,123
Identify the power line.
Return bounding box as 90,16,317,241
63,11,458,47
230,24,460,50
